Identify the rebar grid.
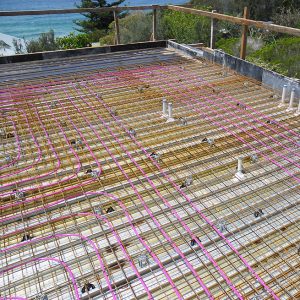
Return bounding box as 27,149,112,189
0,48,299,300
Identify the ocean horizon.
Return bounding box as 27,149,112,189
0,0,185,40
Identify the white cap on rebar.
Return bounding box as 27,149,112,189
279,84,287,107
235,157,245,179
287,88,295,111
295,96,300,116
162,97,167,117
166,102,175,122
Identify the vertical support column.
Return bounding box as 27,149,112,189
287,88,295,111
152,6,157,41
162,97,167,117
166,102,175,122
210,10,217,49
279,84,288,107
295,97,300,116
235,157,245,179
240,7,249,60
113,9,121,45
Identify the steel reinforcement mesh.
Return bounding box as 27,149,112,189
0,48,299,300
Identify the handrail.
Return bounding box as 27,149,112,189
0,4,299,38
0,5,166,16
168,5,300,37
0,6,299,69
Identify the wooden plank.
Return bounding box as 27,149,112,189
240,7,249,60
0,6,166,16
210,10,217,49
113,10,121,45
152,6,158,41
167,5,300,37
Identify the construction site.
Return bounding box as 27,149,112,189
0,5,300,300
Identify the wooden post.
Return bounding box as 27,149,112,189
240,6,249,60
152,6,157,41
210,10,217,49
113,9,121,45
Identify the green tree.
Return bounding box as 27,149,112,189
26,30,58,53
75,0,125,35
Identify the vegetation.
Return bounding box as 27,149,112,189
159,9,211,44
189,0,298,20
75,0,125,37
271,7,300,29
100,12,153,45
12,39,25,54
56,32,91,49
248,37,300,78
25,30,58,53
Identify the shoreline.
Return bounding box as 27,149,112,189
0,1,186,40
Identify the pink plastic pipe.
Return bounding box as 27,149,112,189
191,93,300,167
72,65,300,150
0,186,185,297
1,192,177,299
0,169,96,223
0,65,163,97
87,64,300,155
0,98,101,207
99,64,299,184
1,233,117,300
62,87,209,298
0,119,21,170
171,64,300,142
123,64,300,141
0,92,86,192
165,67,300,161
84,81,280,299
153,68,300,184
80,84,245,299
0,108,41,177
1,208,155,298
81,64,300,156
0,105,57,190
71,83,242,299
143,67,300,172
126,72,282,298
48,92,102,174
0,297,28,300
0,257,80,300
0,88,178,296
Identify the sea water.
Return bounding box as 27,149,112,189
0,0,185,40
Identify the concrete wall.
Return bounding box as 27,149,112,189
0,41,167,64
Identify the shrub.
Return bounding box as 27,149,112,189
56,32,91,49
248,37,300,78
160,9,211,44
216,37,264,57
215,37,239,55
